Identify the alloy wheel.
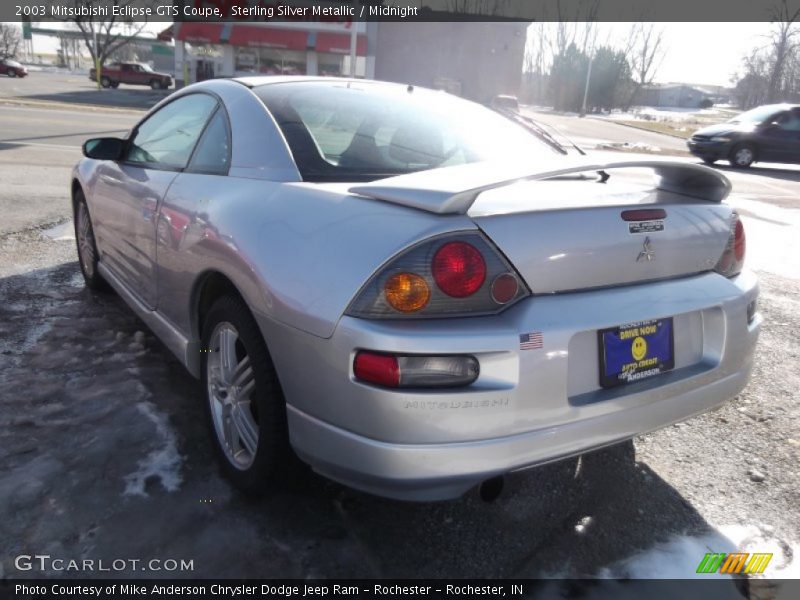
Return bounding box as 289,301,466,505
76,202,96,278
206,322,259,470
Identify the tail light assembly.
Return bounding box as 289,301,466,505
714,212,746,278
353,351,479,388
346,232,529,319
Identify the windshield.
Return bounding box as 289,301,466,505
139,63,153,72
4,60,21,68
256,81,554,182
729,105,781,125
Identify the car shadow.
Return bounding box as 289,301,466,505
0,262,741,582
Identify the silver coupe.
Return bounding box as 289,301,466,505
72,77,760,501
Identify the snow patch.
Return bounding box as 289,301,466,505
598,524,799,579
123,402,183,497
42,221,75,242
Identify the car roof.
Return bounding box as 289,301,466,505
754,103,800,111
233,75,438,95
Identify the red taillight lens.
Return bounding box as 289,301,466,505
353,352,399,388
432,241,487,298
733,218,746,262
715,213,746,278
490,273,519,304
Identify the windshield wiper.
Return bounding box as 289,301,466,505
494,108,568,155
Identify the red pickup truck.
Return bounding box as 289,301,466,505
89,62,172,90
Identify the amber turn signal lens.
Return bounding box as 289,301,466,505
384,272,430,312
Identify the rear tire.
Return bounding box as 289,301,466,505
100,76,111,88
729,144,755,168
74,191,108,291
701,157,716,165
201,295,291,494
110,81,120,89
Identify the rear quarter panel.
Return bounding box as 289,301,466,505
157,176,476,341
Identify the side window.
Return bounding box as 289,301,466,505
780,111,800,131
187,108,231,175
126,94,218,170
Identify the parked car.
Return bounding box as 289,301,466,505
490,94,520,112
89,62,172,90
688,103,800,168
0,59,28,78
72,77,760,501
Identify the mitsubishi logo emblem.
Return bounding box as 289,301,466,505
637,236,655,262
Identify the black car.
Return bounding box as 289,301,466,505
688,103,800,168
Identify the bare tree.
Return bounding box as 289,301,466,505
624,23,666,110
0,23,22,61
60,1,151,69
765,0,800,102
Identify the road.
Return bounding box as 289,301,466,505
524,108,690,154
0,104,798,583
0,70,170,110
0,105,138,235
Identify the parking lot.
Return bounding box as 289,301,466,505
1,73,798,583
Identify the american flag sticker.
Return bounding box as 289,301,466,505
519,331,544,350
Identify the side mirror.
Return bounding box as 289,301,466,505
82,137,125,160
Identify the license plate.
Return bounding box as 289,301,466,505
598,318,674,389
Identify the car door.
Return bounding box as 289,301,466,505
754,110,800,163
90,93,219,308
154,106,234,333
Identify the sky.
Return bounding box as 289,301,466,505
602,22,774,87
11,21,776,88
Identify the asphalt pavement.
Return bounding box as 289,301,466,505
0,70,170,110
525,108,690,154
0,100,798,582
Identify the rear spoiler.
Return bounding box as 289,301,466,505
349,158,731,215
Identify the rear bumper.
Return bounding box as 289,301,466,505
263,271,760,501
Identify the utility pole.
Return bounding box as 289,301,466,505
92,23,101,90
580,51,593,117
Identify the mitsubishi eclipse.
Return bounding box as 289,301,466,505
71,77,760,500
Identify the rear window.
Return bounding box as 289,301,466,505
255,81,553,182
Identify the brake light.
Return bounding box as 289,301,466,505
353,352,399,388
715,212,746,277
432,241,486,297
346,232,529,319
734,218,746,262
354,351,479,388
621,208,667,221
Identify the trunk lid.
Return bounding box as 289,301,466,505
469,176,732,293
350,159,734,293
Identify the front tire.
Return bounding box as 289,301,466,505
74,192,108,291
730,144,755,168
100,76,111,88
7,70,16,78
201,295,290,494
150,79,162,90
701,157,716,165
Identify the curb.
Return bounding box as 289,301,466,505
588,117,690,141
0,97,146,114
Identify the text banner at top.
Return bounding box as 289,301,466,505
4,0,800,23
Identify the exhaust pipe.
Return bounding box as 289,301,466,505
478,475,505,503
